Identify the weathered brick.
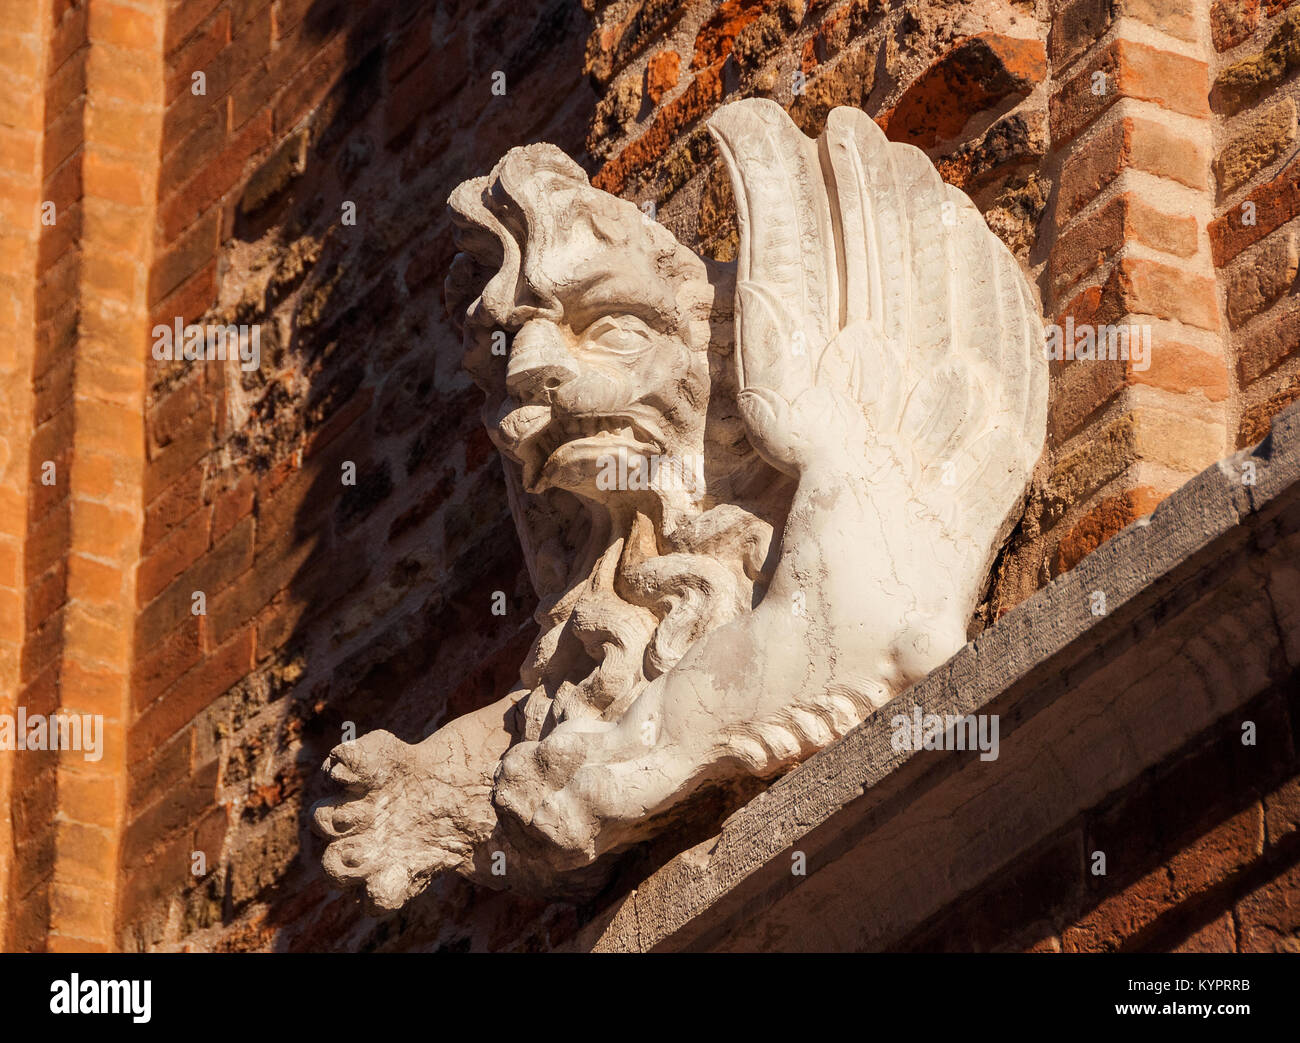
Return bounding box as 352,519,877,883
1234,859,1300,950
135,516,254,648
1059,0,1199,67
885,34,1044,149
594,62,724,195
586,0,692,85
1237,303,1300,383
1225,230,1299,327
1050,483,1164,572
1211,0,1262,52
1057,115,1209,227
134,615,202,709
1215,98,1296,199
1050,39,1209,145
645,48,681,105
1214,8,1300,114
161,108,273,240
149,206,219,305
129,629,254,760
1051,193,1198,295
1210,157,1300,265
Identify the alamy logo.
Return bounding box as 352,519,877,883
50,974,151,1023
151,319,261,371
890,704,1000,762
1043,318,1151,372
0,707,103,762
596,449,704,498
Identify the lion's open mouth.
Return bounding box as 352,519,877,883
496,402,665,491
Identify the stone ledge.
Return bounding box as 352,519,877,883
577,401,1300,952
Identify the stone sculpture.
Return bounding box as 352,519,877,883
313,98,1048,912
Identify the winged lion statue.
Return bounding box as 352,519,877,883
313,98,1048,912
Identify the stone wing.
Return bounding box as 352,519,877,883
708,98,1047,597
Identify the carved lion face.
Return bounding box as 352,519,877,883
493,264,711,501
447,144,721,505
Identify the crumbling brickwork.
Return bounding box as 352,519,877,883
1,0,1298,952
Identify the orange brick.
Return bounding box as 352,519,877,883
70,498,138,563
133,615,202,709
89,1,161,51
1054,486,1167,574
1237,304,1299,384
67,552,124,607
137,504,213,603
1210,158,1300,266
83,148,151,207
76,397,141,457
1050,39,1209,145
129,626,254,758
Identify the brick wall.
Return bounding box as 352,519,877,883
900,671,1300,952
1,0,1298,951
1209,3,1300,445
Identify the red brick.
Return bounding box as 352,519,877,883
1054,485,1166,574
159,100,227,198
148,259,217,327
134,516,254,649
129,628,254,759
164,0,224,56
144,460,205,550
1211,0,1262,50
594,62,725,196
1064,806,1261,951
128,728,194,811
143,403,213,505
691,0,768,69
211,473,255,542
885,34,1045,149
1237,304,1299,384
138,505,213,603
645,49,681,106
1050,39,1209,145
1059,256,1221,331
1058,117,1209,226
161,108,272,240
122,757,220,861
165,7,230,104
134,615,202,708
149,206,219,305
1210,158,1300,266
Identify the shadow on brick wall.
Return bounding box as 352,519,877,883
188,0,601,952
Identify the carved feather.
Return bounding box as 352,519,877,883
709,99,1046,611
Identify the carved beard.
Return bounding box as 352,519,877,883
514,499,773,743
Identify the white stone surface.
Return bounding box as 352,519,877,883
313,99,1048,911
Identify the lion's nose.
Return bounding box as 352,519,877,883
506,320,580,404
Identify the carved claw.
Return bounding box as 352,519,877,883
312,729,472,914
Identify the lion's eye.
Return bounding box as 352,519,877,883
581,316,654,354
